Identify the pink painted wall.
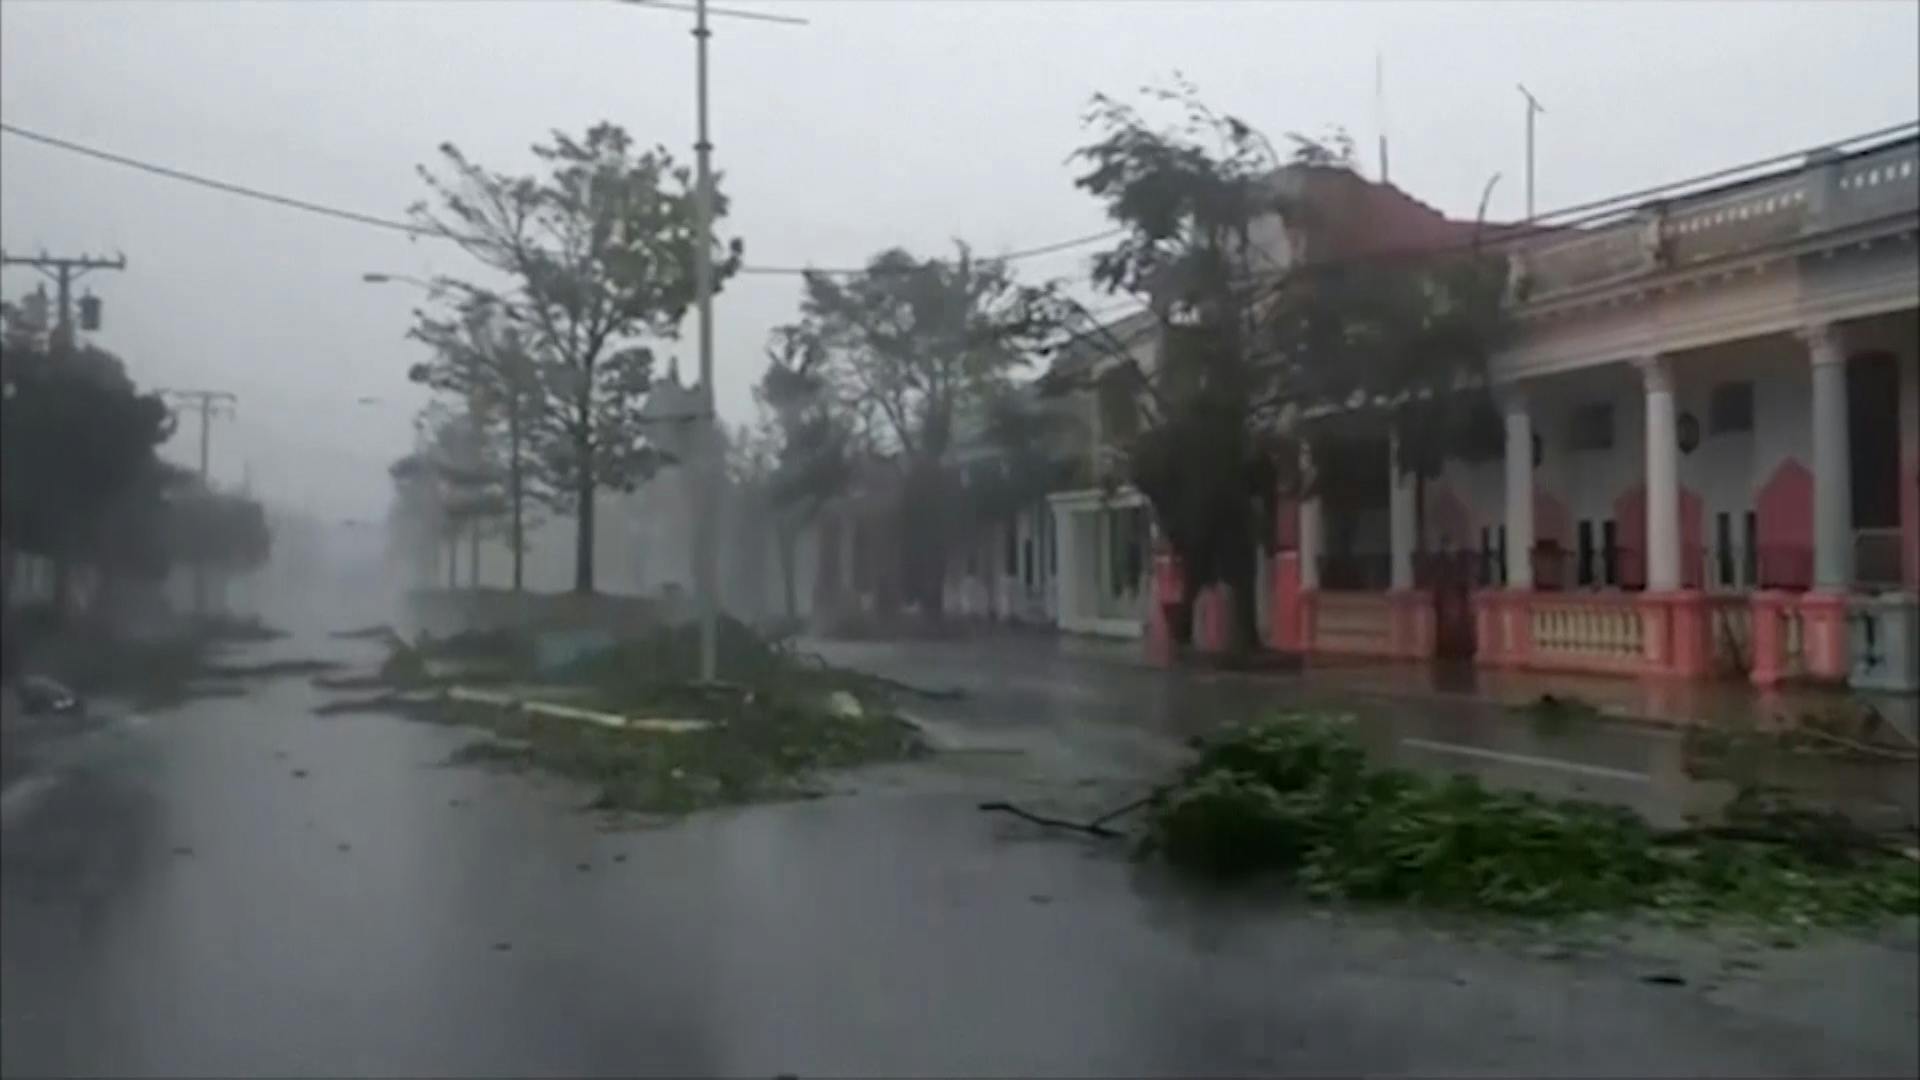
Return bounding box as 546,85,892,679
1614,483,1705,589
1754,459,1814,590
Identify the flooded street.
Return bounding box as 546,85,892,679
4,619,1917,1077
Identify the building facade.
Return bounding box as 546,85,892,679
1274,134,1919,692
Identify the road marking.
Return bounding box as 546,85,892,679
1399,737,1652,784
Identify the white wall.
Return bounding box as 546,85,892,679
1444,333,1819,587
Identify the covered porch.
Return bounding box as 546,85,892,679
1281,310,1918,692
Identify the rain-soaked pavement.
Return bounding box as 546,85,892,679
4,609,1917,1077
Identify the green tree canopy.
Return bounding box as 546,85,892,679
783,243,1054,613
1,341,176,614
1061,81,1507,650
410,122,741,592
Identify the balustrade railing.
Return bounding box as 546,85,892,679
1528,595,1645,664
1509,135,1917,303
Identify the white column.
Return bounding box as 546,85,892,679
1389,427,1416,590
1806,322,1853,590
1502,388,1535,589
1299,441,1323,589
1641,355,1682,592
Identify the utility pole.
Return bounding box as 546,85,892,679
617,0,805,682
0,250,126,354
1518,84,1546,221
691,0,719,684
162,388,238,617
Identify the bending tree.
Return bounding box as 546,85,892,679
784,244,1052,615
408,296,546,591
390,404,505,590
411,123,741,592
1060,83,1507,651
1062,86,1296,650
741,330,854,620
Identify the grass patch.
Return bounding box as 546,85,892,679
1147,715,1920,929
355,618,931,814
436,695,924,814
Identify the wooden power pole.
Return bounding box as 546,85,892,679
0,250,126,354
161,388,238,617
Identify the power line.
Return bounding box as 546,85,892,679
6,114,1913,285
0,121,1120,277
618,0,810,26
738,228,1126,276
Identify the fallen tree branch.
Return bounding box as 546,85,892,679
977,785,1172,839
1796,724,1918,761
977,801,1128,839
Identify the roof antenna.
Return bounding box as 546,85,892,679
1375,49,1390,184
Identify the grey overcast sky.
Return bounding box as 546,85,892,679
3,0,1916,521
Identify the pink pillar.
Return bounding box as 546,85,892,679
1798,591,1851,682
1474,592,1504,665
1665,592,1712,678
1750,591,1786,687
1272,551,1303,651
1146,549,1182,665
1474,591,1532,668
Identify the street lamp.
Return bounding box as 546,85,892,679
361,272,433,288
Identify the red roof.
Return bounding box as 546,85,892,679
1281,165,1494,263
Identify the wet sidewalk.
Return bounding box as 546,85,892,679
809,634,1920,832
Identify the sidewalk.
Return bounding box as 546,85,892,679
812,629,1919,831
1037,629,1919,735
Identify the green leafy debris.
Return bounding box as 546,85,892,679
1148,715,1920,927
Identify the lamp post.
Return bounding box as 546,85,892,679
616,0,806,682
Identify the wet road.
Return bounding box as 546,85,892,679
4,624,1917,1077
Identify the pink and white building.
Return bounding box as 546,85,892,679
1270,134,1920,692
1032,130,1918,694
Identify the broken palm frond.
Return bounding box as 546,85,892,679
997,715,1918,928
